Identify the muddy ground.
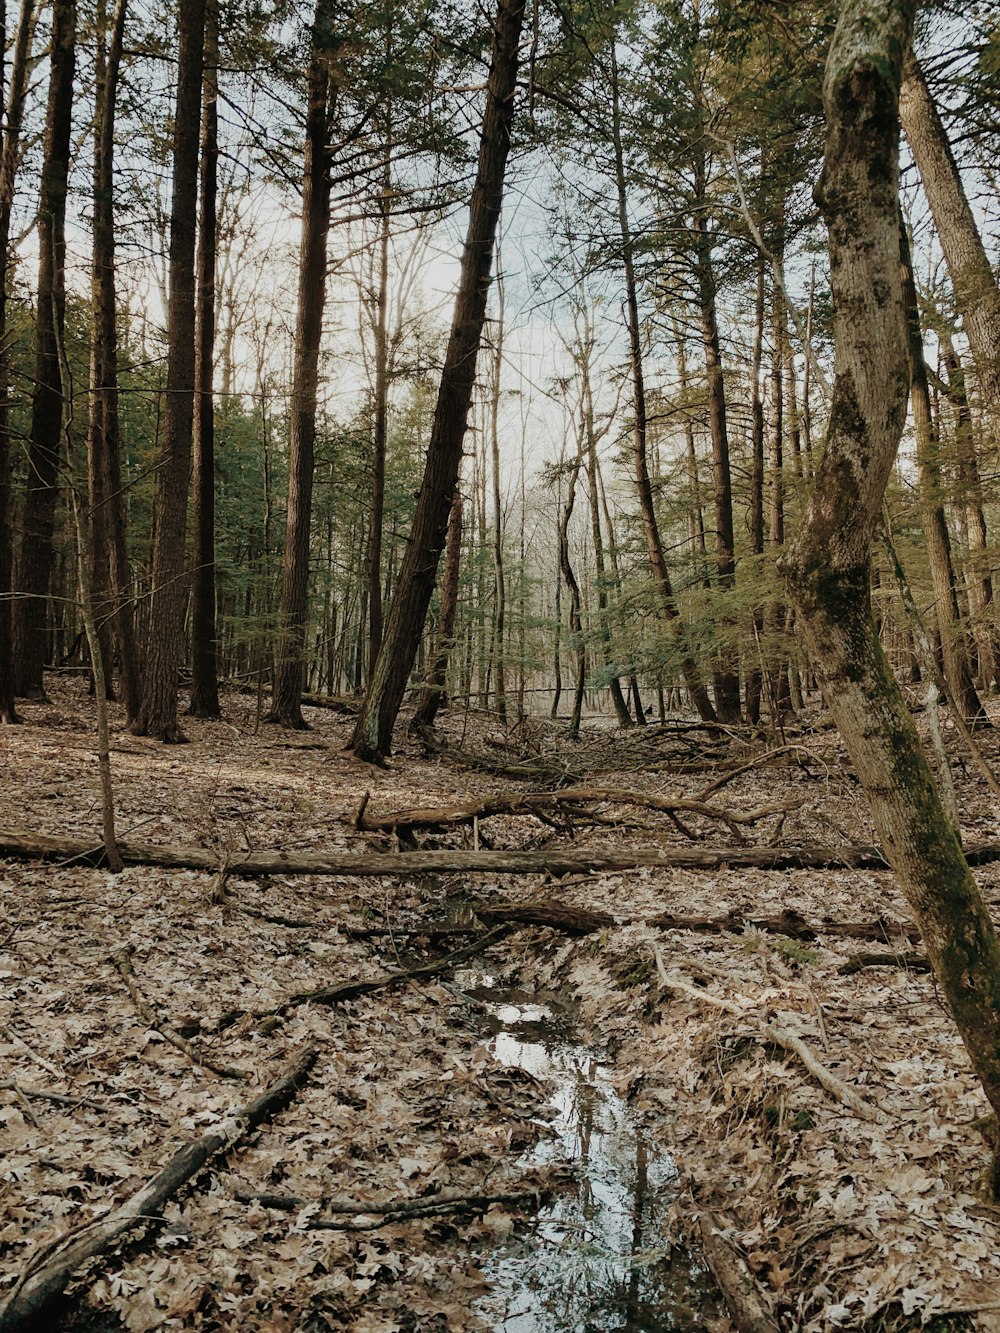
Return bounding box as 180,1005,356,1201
2,679,1000,1331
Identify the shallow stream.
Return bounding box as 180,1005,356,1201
454,969,722,1332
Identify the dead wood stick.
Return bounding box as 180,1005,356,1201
239,905,480,939
111,947,247,1081
0,1046,317,1333
837,951,931,976
695,745,814,801
655,951,887,1124
233,1183,547,1230
0,1080,109,1112
0,1026,62,1077
698,1213,780,1333
8,827,976,874
216,925,512,1029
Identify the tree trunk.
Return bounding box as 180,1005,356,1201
898,215,984,723
129,0,205,740
349,0,525,763
411,492,462,729
558,445,585,738
941,334,1000,692
268,0,338,729
781,0,1000,1179
489,265,507,723
608,44,716,724
693,148,741,723
0,0,33,723
188,0,221,719
365,126,391,680
899,51,1000,439
746,258,766,726
13,0,75,700
88,0,139,722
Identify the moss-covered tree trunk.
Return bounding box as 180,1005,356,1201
781,0,1000,1177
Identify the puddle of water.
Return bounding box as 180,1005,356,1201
458,970,722,1332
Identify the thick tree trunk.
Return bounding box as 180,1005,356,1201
899,51,1000,439
0,0,33,723
188,1,221,719
782,0,1000,1174
608,45,716,724
13,0,75,700
88,0,139,722
349,0,525,763
268,0,337,729
898,216,984,723
129,0,205,740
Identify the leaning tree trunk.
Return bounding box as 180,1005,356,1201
781,0,1000,1185
88,0,139,721
268,0,337,729
188,0,221,719
0,0,33,723
899,51,1000,443
129,0,205,740
12,0,75,700
349,0,525,763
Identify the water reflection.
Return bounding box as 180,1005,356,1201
462,975,720,1332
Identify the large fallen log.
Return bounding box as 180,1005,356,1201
649,907,922,944
5,826,1000,877
0,1046,317,1333
357,787,801,841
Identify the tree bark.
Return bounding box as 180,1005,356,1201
940,334,1000,692
88,0,139,722
13,0,75,699
188,0,221,718
899,51,1000,440
411,492,462,728
268,0,338,730
349,0,525,763
0,0,34,723
129,0,205,740
781,0,1000,1166
746,258,766,725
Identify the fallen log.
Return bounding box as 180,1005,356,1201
649,908,922,944
837,951,931,975
0,826,911,875
233,1181,553,1230
0,1046,317,1333
698,1213,780,1333
473,899,615,936
357,786,801,842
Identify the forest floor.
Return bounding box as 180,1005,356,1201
3,679,1000,1332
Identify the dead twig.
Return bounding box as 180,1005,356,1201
111,946,247,1081
654,950,888,1124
